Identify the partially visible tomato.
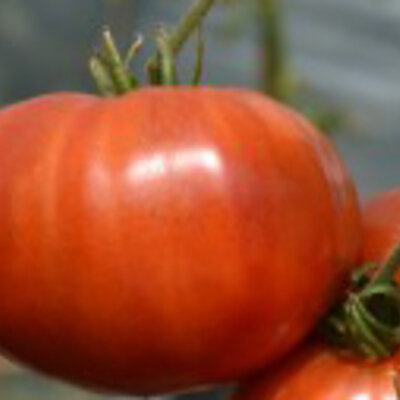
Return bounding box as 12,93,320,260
233,341,400,400
233,188,400,400
0,88,361,394
363,188,400,264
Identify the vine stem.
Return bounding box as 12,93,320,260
146,0,217,84
259,0,289,100
374,240,400,284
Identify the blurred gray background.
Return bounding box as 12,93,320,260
0,0,399,398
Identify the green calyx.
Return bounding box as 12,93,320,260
90,0,215,96
89,29,142,96
322,240,400,359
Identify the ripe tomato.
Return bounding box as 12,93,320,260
363,188,400,265
233,341,400,400
233,188,400,400
0,88,360,394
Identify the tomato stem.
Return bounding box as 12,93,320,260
89,27,141,96
146,0,216,84
90,0,215,94
101,28,136,94
191,25,205,85
374,240,400,284
259,0,291,100
89,56,119,97
156,29,179,85
321,238,400,359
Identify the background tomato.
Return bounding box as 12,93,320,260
233,188,400,400
233,341,400,400
0,87,360,394
363,188,400,264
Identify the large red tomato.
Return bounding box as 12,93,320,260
233,188,400,400
0,88,360,394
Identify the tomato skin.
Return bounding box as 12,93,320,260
363,188,400,264
233,342,400,400
0,87,360,394
233,188,400,400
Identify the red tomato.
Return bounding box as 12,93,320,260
233,188,400,400
233,342,400,400
363,188,400,264
0,88,360,394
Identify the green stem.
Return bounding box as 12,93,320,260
157,31,179,85
191,25,205,85
89,56,119,97
167,0,216,55
89,27,140,96
101,28,136,94
146,0,217,84
124,35,144,68
374,240,400,284
259,0,289,100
